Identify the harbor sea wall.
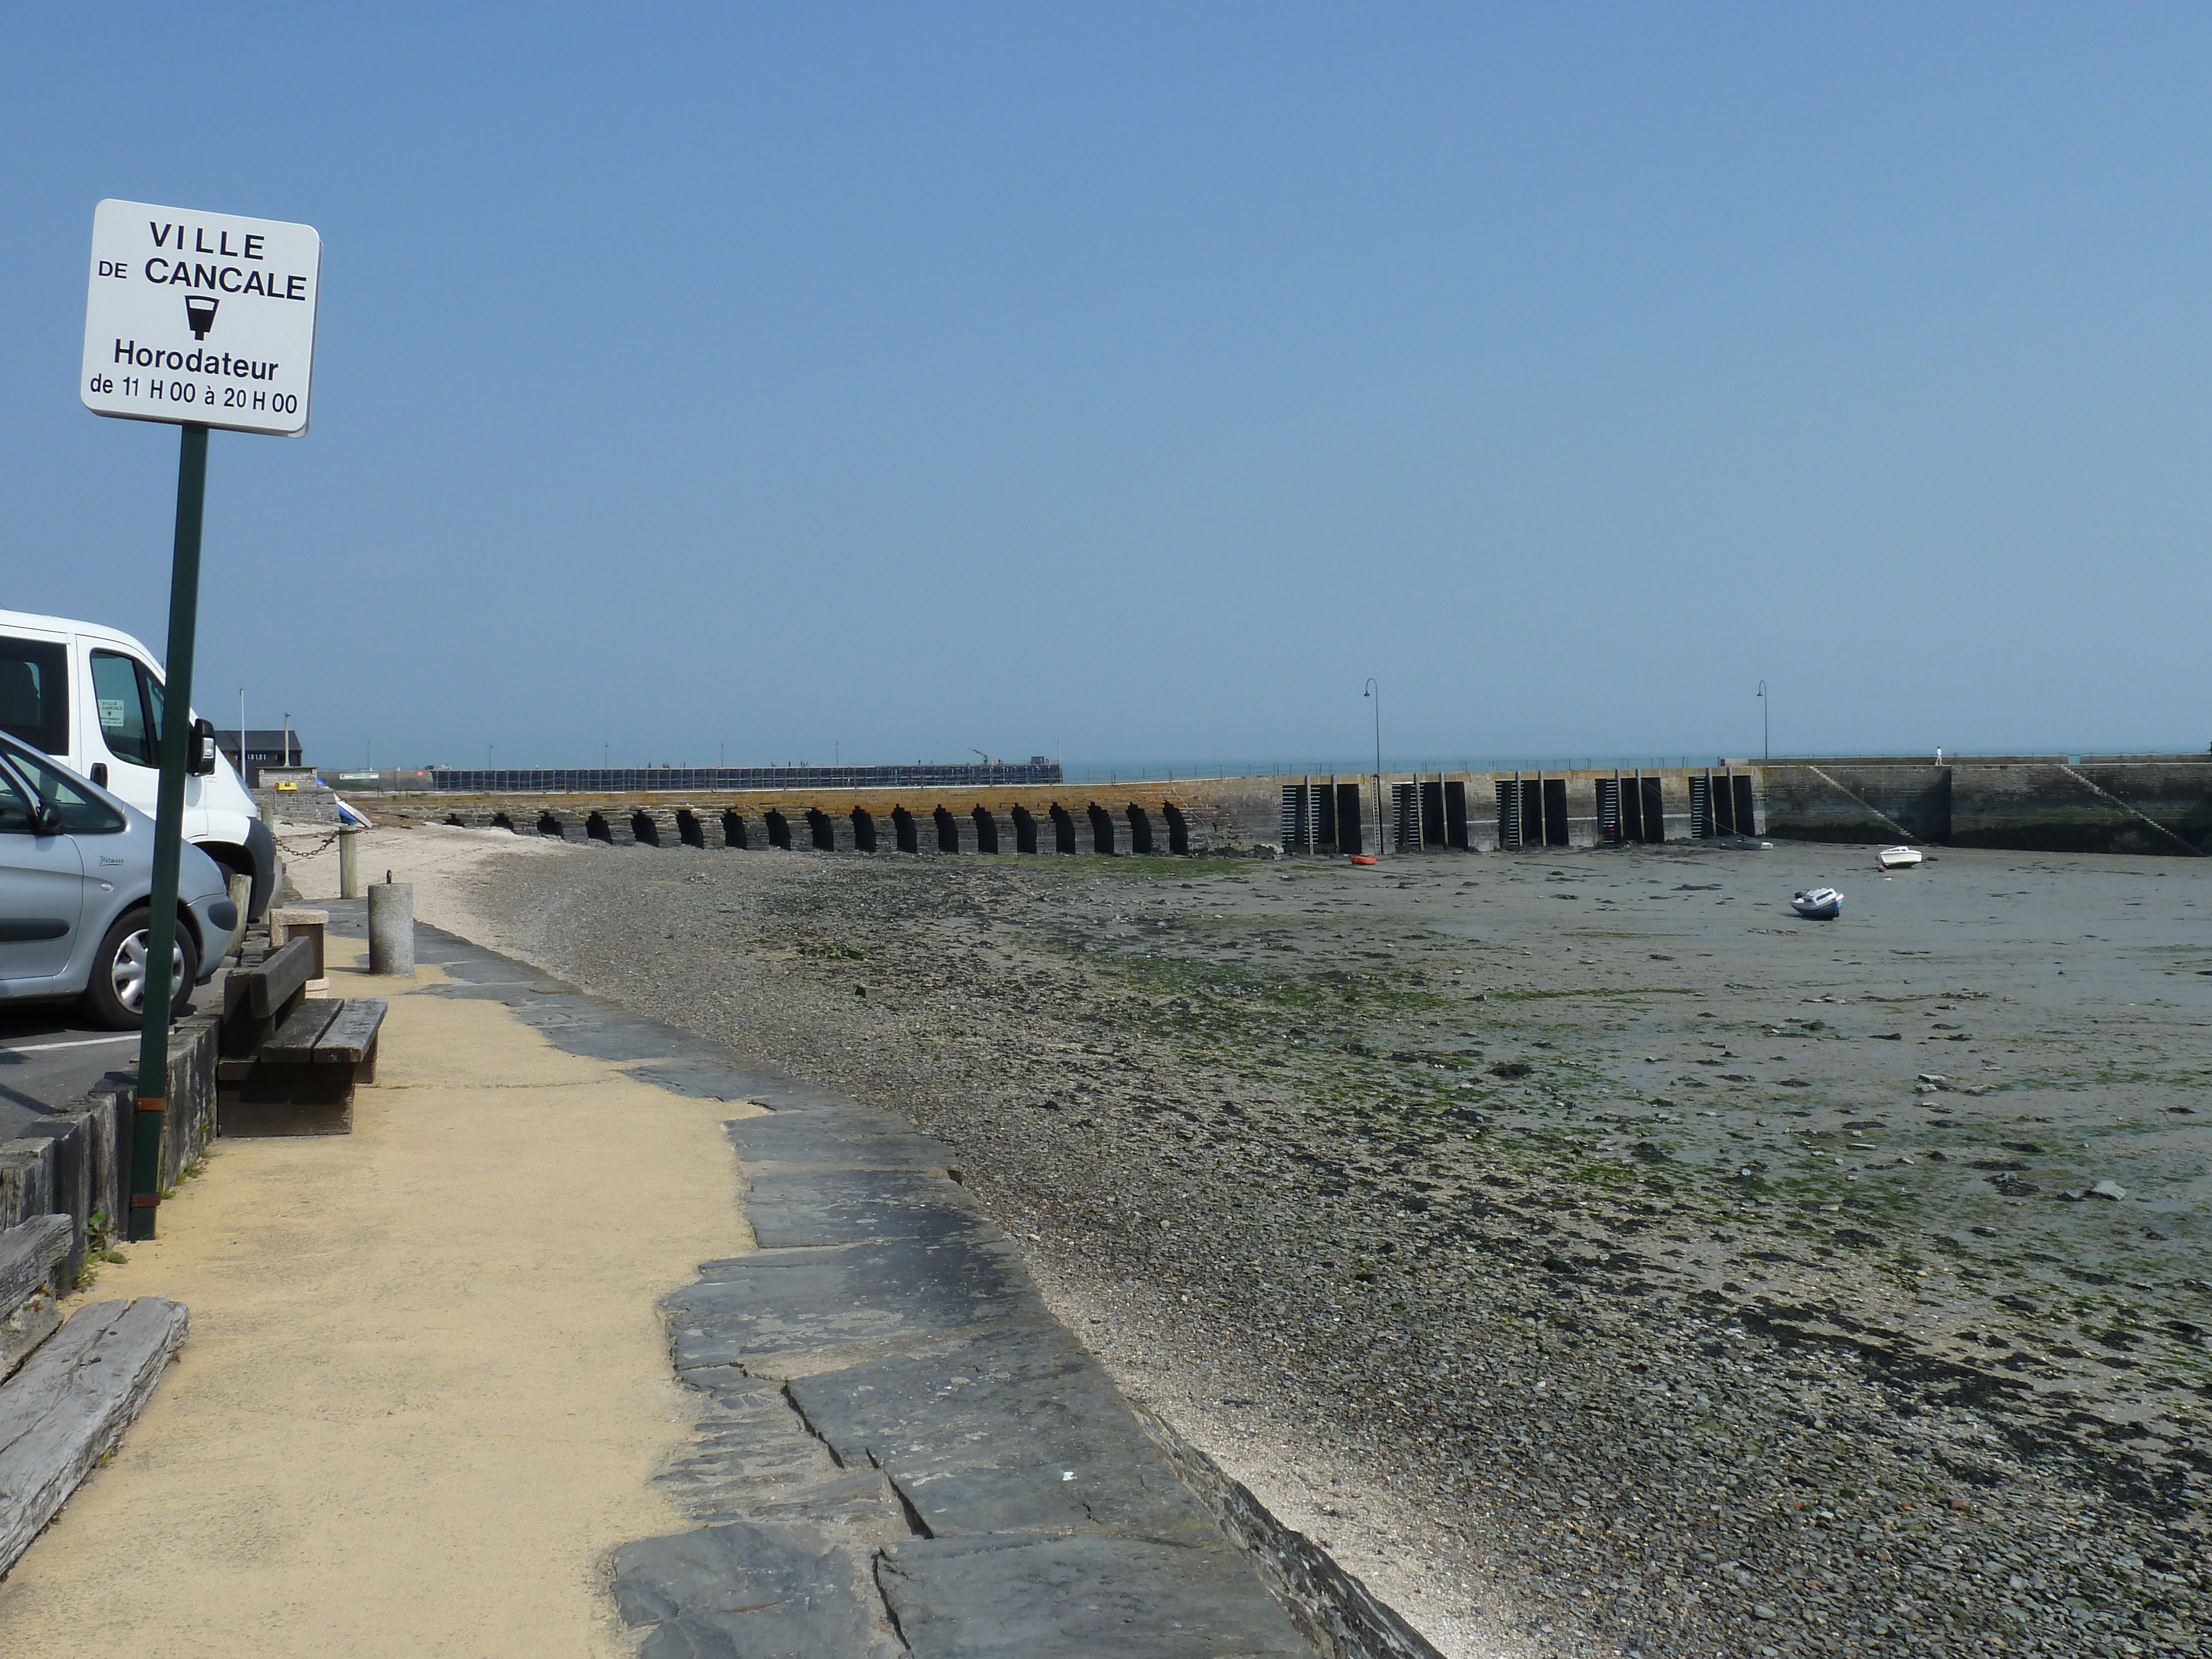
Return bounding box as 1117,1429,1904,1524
1758,757,2212,855
347,765,1754,856
1759,762,1953,845
330,755,2211,859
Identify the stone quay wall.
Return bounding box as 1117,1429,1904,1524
1758,756,2212,855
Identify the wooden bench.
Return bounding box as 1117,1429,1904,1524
217,936,388,1136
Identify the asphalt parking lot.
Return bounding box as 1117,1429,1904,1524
0,974,225,1142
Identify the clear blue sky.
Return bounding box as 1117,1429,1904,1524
5,5,2210,770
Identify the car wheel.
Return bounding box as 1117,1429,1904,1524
82,908,198,1030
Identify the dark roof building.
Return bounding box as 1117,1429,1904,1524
213,729,303,786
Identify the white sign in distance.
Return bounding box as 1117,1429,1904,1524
81,199,321,438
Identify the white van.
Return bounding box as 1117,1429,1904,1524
0,608,275,921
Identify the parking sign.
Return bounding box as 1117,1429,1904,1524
81,199,321,438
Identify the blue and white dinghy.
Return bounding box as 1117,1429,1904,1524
1791,886,1844,920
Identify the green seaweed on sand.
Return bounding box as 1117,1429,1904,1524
1485,986,1703,1002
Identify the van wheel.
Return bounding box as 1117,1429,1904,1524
82,909,197,1030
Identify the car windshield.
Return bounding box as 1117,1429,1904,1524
0,738,126,834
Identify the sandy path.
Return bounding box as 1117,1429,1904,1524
0,929,748,1658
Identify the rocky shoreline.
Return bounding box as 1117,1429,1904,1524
374,827,2209,1656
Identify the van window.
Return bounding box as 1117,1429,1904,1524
91,650,158,766
0,739,124,834
0,637,69,756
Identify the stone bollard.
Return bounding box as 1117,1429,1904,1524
367,880,415,977
337,825,362,900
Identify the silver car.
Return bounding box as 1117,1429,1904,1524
0,733,234,1027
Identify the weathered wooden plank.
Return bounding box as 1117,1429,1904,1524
0,1140,55,1234
220,937,315,1060
0,1301,60,1389
0,1295,61,1385
259,997,343,1065
0,1215,71,1322
242,937,314,1020
312,999,388,1065
0,1297,187,1574
220,952,268,1018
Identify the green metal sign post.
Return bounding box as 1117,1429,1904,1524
128,422,210,1239
83,199,322,1240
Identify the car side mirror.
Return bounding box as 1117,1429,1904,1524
189,717,218,776
32,802,64,837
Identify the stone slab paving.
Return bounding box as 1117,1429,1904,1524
876,1534,1316,1659
612,1521,890,1658
644,1125,1319,1656
726,1108,958,1171
302,905,1331,1657
786,1324,1222,1543
740,1167,993,1246
671,1234,1048,1367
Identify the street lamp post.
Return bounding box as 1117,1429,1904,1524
1363,678,1383,855
1757,680,1769,761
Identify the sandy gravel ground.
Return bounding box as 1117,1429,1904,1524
281,824,2210,1657
0,926,748,1658
276,819,570,955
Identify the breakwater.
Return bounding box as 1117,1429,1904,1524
344,764,1746,855
333,754,2212,858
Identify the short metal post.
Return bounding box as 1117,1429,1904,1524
338,824,362,899
129,421,209,1242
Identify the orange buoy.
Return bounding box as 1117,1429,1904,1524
1348,854,1378,865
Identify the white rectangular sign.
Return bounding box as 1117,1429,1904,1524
81,199,321,437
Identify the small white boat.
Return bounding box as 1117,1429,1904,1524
1792,886,1844,920
1877,846,1923,870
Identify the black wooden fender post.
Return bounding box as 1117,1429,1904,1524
129,420,210,1241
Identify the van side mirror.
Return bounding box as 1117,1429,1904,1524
32,802,64,837
189,717,218,776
